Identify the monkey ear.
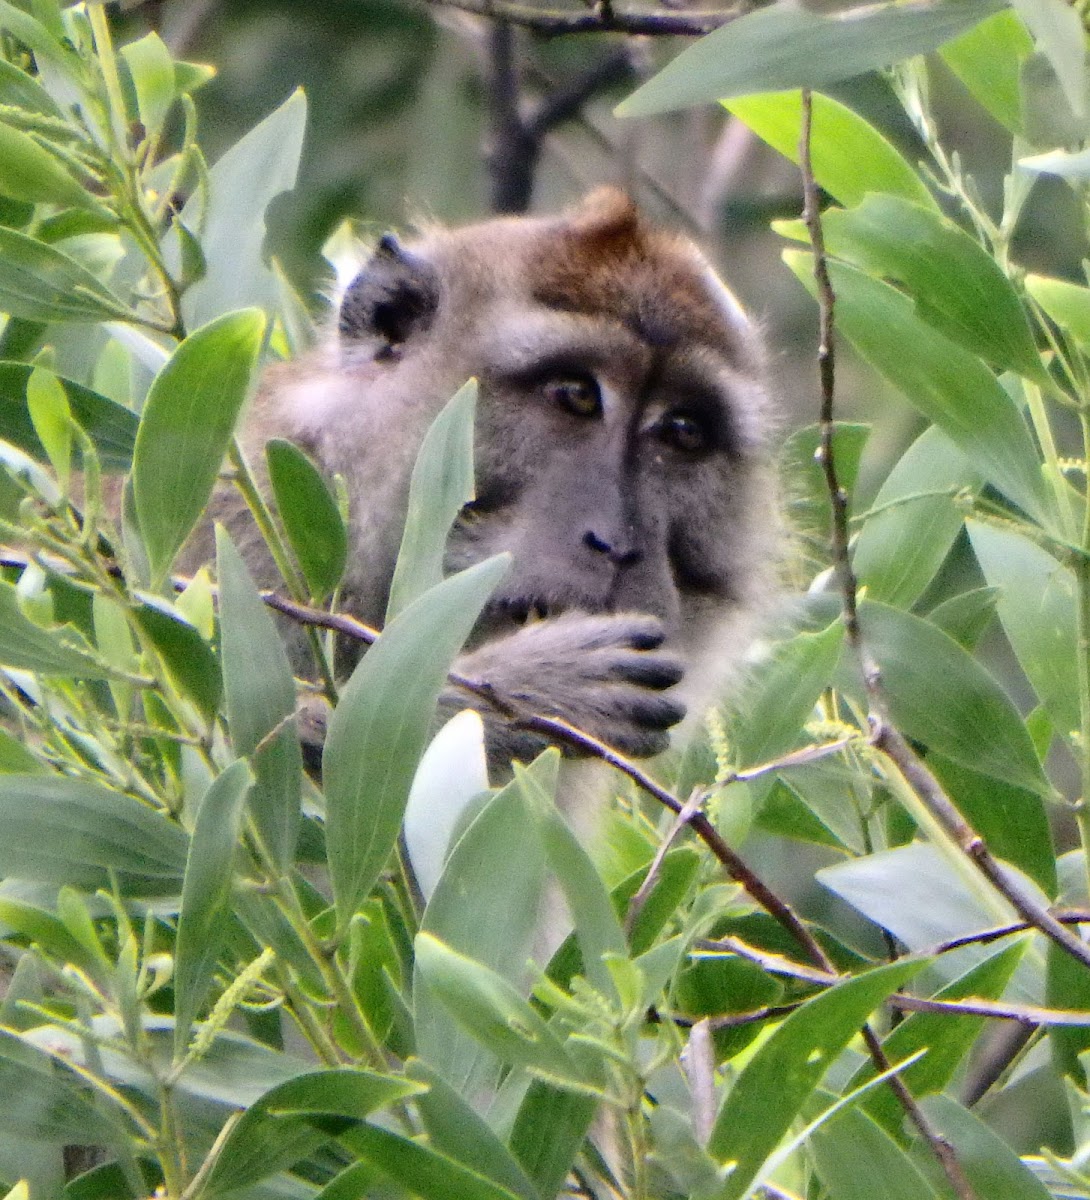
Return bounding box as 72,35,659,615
338,234,439,357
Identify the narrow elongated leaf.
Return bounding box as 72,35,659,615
707,959,925,1199
119,32,176,142
1025,272,1090,351
178,90,307,327
203,1068,422,1197
921,1094,1053,1199
0,226,135,323
416,758,548,1098
324,554,509,924
968,521,1077,737
0,58,64,117
786,196,1043,381
414,933,589,1087
854,427,981,609
217,527,301,870
387,379,477,618
784,253,1050,527
131,597,221,720
509,1081,597,1200
730,619,843,766
0,118,94,209
811,1103,939,1200
174,759,253,1057
519,758,626,999
1012,0,1086,118
266,437,347,600
617,0,1002,117
0,580,112,677
851,600,1050,796
851,942,1026,1135
407,1060,540,1200
0,775,187,892
0,362,137,471
331,1125,524,1200
26,366,71,492
940,10,1033,132
725,90,934,210
132,308,265,585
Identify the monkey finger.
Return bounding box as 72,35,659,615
614,689,686,731
606,653,684,689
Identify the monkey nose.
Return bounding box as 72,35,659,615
583,528,642,567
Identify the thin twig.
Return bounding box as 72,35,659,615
422,0,745,36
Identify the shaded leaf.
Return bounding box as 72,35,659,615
784,252,1050,527
217,527,302,870
173,759,253,1057
324,555,508,924
811,1102,940,1200
617,0,1002,117
131,596,221,721
132,308,265,585
266,437,347,601
387,378,477,619
119,32,176,142
1025,272,1090,351
707,959,925,1200
1012,0,1086,119
0,226,134,323
0,579,112,677
509,1082,597,1200
0,118,95,209
0,774,187,893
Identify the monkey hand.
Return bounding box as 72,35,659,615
450,611,685,763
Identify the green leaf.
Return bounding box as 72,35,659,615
811,1103,939,1200
926,586,999,650
1025,272,1090,351
0,58,64,117
177,89,307,327
387,378,477,620
518,757,627,999
851,600,1050,796
707,959,925,1200
940,9,1033,133
328,1125,524,1200
25,364,71,493
217,527,302,870
0,363,136,472
921,1094,1053,1200
407,1060,540,1200
266,437,347,601
119,32,176,142
131,596,222,721
0,774,187,893
929,754,1056,895
414,932,590,1088
616,0,1002,117
132,308,265,586
0,118,95,209
323,555,508,924
203,1068,422,1197
416,760,548,1097
0,727,44,773
1012,0,1087,119
729,620,843,767
725,90,934,210
853,427,980,609
0,579,114,677
509,1082,597,1200
851,942,1026,1135
0,226,136,323
781,196,1044,382
784,252,1051,527
173,758,253,1058
967,521,1078,740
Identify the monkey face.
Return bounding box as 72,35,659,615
262,190,778,753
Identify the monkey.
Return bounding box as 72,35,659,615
228,188,779,771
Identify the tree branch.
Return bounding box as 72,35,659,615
421,0,748,37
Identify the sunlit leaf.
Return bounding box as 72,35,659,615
725,90,934,210
0,118,95,209
131,596,222,721
119,32,176,142
0,226,135,323
0,580,113,677
25,365,71,493
617,0,1002,117
941,9,1033,132
1025,272,1090,350
132,308,265,585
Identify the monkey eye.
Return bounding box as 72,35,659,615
544,375,602,418
659,410,710,453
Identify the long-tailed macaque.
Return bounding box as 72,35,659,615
231,188,779,766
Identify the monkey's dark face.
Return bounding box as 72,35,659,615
328,189,774,655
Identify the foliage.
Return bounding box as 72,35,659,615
0,2,1089,1199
